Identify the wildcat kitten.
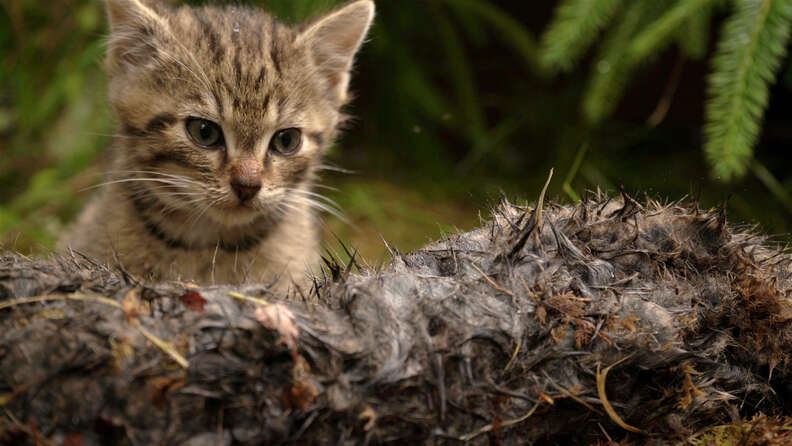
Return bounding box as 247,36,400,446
58,0,374,293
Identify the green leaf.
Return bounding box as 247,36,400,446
705,0,792,181
539,0,624,73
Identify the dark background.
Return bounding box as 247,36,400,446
2,0,792,260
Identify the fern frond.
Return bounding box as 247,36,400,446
539,0,623,73
582,1,667,125
705,0,792,181
630,0,717,62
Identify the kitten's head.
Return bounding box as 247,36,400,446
104,0,374,226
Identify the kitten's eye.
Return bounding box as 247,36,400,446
269,128,302,155
186,118,224,148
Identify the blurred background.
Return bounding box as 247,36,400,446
3,0,792,262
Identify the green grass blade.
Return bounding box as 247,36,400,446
750,160,792,213
539,0,624,73
676,4,714,60
582,1,661,125
705,0,792,181
446,0,540,74
435,11,487,143
630,0,717,62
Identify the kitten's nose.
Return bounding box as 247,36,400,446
231,180,262,202
230,160,262,202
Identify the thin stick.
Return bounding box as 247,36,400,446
596,354,645,434
471,263,513,296
228,291,270,307
136,325,189,369
502,342,521,374
458,399,542,441
535,168,554,231
547,377,603,416
0,293,121,311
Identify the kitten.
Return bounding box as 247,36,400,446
58,0,374,293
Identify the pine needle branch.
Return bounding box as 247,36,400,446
705,0,792,181
539,0,624,73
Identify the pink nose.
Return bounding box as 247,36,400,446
230,160,262,202
231,180,261,202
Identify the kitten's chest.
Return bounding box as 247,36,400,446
150,247,266,284
123,216,320,287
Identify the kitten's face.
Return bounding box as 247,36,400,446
105,0,373,227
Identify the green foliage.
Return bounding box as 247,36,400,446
539,0,623,73
675,3,714,60
0,0,110,248
538,0,792,183
4,0,792,258
629,0,716,62
705,0,792,181
446,0,540,74
582,1,663,126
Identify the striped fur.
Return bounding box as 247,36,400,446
59,0,374,292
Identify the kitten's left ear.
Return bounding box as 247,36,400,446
297,0,375,105
105,0,170,73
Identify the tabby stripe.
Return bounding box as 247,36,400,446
146,113,177,133
270,18,282,75
309,132,325,147
124,181,268,253
147,151,213,175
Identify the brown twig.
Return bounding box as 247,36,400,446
596,354,645,434
459,399,542,441
472,262,514,296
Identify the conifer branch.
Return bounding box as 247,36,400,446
539,0,624,73
705,0,792,181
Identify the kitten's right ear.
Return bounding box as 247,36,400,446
297,0,375,105
105,0,169,71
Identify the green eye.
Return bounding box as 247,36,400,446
186,118,224,148
270,128,302,155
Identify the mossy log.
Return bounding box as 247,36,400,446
1,192,792,445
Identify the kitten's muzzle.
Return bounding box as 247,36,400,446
230,161,263,203
231,180,262,202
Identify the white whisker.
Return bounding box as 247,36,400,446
286,195,347,223
316,163,355,174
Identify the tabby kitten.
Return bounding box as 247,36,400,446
59,0,374,292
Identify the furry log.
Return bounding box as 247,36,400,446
1,192,792,445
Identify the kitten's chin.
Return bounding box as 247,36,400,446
206,206,263,227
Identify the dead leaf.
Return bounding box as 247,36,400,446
122,288,142,324
179,290,207,313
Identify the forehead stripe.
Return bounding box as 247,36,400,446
146,113,177,134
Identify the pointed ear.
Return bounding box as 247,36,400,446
297,0,375,105
105,0,169,72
